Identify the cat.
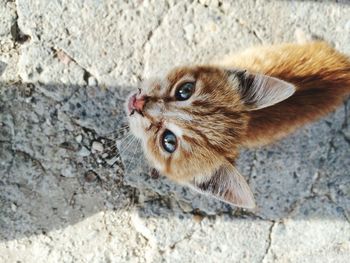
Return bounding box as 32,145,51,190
124,41,350,209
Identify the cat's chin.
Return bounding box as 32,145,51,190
127,113,150,140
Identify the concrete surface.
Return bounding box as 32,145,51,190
0,0,349,262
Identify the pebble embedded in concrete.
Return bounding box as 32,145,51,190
91,141,104,153
75,134,83,143
77,146,90,157
84,170,99,183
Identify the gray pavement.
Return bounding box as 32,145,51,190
0,0,349,262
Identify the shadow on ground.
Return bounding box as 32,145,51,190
0,82,349,241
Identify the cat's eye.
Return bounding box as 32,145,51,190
175,82,195,101
161,129,177,153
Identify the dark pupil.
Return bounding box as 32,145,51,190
162,130,177,153
175,82,194,101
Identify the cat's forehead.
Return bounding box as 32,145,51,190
142,67,197,96
166,67,197,84
167,66,234,89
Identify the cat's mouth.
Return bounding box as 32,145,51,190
127,93,145,117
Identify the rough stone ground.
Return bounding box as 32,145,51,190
0,0,349,262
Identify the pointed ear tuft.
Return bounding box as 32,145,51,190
227,69,296,110
187,163,256,209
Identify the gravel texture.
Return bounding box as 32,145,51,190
0,0,349,262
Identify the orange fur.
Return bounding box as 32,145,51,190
128,66,246,182
125,41,350,207
220,41,350,146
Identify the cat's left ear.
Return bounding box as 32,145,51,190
187,163,256,209
226,69,296,110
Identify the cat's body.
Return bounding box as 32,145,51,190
219,41,350,147
125,41,350,208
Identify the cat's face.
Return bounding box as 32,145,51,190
126,66,247,181
125,66,295,208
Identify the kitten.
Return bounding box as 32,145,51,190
125,41,350,209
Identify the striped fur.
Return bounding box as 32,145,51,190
126,41,350,207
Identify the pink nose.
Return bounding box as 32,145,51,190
129,94,146,112
133,96,145,111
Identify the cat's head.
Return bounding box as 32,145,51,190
125,66,295,208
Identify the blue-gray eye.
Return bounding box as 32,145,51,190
161,130,177,153
175,82,195,101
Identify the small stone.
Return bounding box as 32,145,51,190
106,156,118,166
84,170,98,183
75,134,83,143
88,76,97,86
177,200,193,213
11,203,17,212
77,146,90,157
91,141,104,153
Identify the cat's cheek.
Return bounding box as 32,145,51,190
128,115,150,139
144,150,165,174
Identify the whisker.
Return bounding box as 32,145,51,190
104,132,132,152
100,125,130,138
44,119,129,139
102,131,132,152
117,132,133,146
102,133,135,168
125,140,140,173
102,130,129,139
118,136,136,156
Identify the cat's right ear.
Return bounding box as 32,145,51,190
187,163,256,209
226,69,296,110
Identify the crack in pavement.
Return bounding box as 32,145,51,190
10,0,31,44
141,0,171,50
260,221,276,263
139,0,179,78
50,47,97,86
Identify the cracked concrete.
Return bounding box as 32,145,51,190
0,0,350,262
261,221,275,263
